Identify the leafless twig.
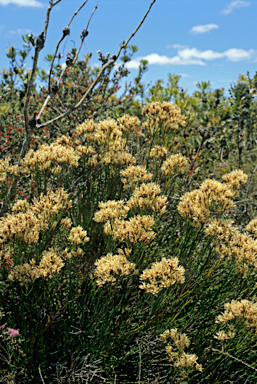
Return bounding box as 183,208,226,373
38,366,46,384
37,0,156,130
211,348,257,372
73,1,98,67
48,0,90,91
68,0,89,27
116,0,156,60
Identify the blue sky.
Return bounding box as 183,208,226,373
0,0,256,97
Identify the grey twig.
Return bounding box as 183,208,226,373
40,1,96,122
38,366,46,384
48,0,89,91
211,348,257,372
116,0,156,59
37,0,155,130
68,0,89,27
251,163,257,174
220,148,229,167
233,198,252,205
73,1,98,67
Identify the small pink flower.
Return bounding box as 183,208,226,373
7,328,19,338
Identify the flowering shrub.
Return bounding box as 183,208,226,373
0,96,257,383
1,6,257,378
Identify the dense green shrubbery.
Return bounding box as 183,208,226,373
1,1,257,383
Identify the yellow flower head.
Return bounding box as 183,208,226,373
93,248,135,286
222,170,248,197
120,165,153,191
139,256,185,295
117,114,140,134
68,225,90,245
93,200,130,223
142,102,186,135
161,154,188,176
126,182,167,215
111,214,156,244
149,145,168,160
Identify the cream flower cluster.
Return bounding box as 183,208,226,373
0,189,73,280
74,116,140,169
160,328,203,373
8,248,65,285
126,182,167,215
142,102,186,135
214,299,257,341
93,200,130,223
117,114,140,134
149,145,168,160
68,225,90,245
21,135,80,172
0,158,10,182
161,154,188,176
222,169,248,198
205,218,257,274
0,210,40,247
139,256,185,295
29,189,72,232
106,214,156,244
177,172,249,227
120,165,153,191
73,119,97,136
93,248,136,286
0,158,28,180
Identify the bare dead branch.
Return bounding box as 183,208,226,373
37,59,114,129
0,0,61,218
24,0,62,132
43,0,62,41
211,348,257,372
68,0,89,27
37,0,155,129
39,2,97,121
48,0,90,90
73,1,98,66
116,0,156,60
48,34,66,91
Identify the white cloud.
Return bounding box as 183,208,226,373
178,47,256,62
178,48,223,60
224,48,255,61
124,47,257,69
189,24,219,34
126,53,206,69
169,44,187,49
221,0,250,14
0,0,45,7
8,28,32,35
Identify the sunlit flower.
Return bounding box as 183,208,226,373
93,248,135,286
161,154,188,176
139,256,185,295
